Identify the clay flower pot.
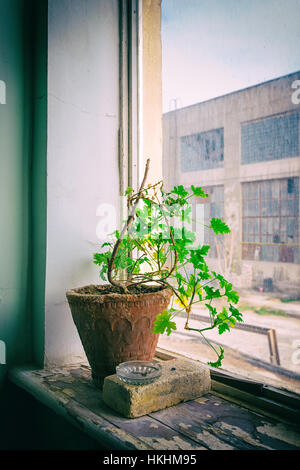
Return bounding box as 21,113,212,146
66,284,172,388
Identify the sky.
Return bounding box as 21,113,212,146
161,0,300,112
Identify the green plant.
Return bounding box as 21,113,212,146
93,160,243,367
239,304,286,317
280,297,300,303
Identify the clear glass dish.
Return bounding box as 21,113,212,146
116,360,162,385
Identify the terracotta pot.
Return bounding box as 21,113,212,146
66,285,172,388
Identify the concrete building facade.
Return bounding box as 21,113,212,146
163,72,300,292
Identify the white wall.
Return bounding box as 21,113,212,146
45,0,120,365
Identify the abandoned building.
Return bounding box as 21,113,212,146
163,72,300,293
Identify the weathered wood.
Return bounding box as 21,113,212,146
150,395,300,450
9,364,300,450
150,400,255,450
9,366,150,450
39,367,206,450
193,395,300,449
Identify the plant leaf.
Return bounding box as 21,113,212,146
208,347,224,368
191,185,209,198
153,310,177,336
125,186,134,196
210,217,230,235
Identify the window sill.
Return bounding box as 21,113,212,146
155,348,300,426
8,362,300,450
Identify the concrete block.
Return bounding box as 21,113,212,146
102,359,211,418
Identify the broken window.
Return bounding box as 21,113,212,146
180,128,224,171
241,112,299,164
242,178,299,263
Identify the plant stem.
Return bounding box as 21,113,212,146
107,158,150,292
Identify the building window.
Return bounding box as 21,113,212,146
242,178,299,263
191,185,224,257
241,112,299,164
180,128,224,172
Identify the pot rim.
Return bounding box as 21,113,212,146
66,284,173,302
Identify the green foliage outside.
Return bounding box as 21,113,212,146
239,304,286,317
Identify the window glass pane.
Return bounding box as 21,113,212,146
242,179,299,249
271,200,279,216
241,113,299,164
272,180,280,199
181,129,224,171
281,179,288,196
261,200,268,216
261,218,267,235
161,0,300,393
273,217,280,235
261,245,279,262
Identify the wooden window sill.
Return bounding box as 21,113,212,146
8,363,300,450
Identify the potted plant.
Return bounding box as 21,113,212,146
66,159,243,388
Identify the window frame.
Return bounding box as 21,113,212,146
241,177,299,263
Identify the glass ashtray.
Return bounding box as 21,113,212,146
116,360,162,385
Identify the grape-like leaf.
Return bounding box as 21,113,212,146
208,347,224,368
225,286,239,304
229,304,243,321
218,322,230,335
170,185,189,198
191,185,209,198
153,310,177,336
210,218,230,235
